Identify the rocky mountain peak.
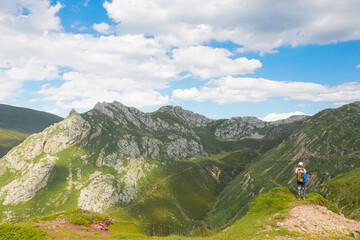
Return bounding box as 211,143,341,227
69,108,79,116
155,105,213,127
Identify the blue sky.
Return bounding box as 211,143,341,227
0,0,359,120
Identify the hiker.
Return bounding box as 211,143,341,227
294,162,307,200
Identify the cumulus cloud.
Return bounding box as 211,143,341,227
93,22,113,34
0,0,266,111
173,46,262,79
0,1,177,109
1,0,360,114
104,0,360,53
172,77,360,103
261,111,308,122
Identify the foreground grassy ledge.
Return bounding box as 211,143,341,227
2,187,357,240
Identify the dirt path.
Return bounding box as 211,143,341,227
37,218,111,239
282,203,360,239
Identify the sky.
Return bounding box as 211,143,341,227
0,0,359,121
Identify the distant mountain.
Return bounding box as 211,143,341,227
205,102,360,229
0,104,63,157
0,101,305,236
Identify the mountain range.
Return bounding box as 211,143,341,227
0,101,359,238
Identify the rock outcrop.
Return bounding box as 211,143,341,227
0,110,91,205
0,155,57,205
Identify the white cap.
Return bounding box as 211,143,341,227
298,162,303,166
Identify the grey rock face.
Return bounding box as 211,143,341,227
215,117,266,141
92,101,201,136
214,115,307,141
78,173,120,212
156,105,214,127
42,110,91,154
0,155,57,205
117,138,141,158
141,137,163,159
166,137,207,159
78,158,156,212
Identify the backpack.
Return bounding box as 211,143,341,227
296,167,305,183
301,172,308,184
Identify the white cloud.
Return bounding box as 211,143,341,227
0,1,177,109
261,111,308,122
173,46,262,79
172,77,360,103
0,76,23,101
356,64,360,68
118,90,170,108
55,90,169,110
1,0,360,114
93,22,113,34
43,106,60,115
0,0,62,34
333,102,349,106
71,21,88,31
104,0,360,53
0,1,266,111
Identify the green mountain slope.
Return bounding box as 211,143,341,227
0,101,304,236
318,167,360,220
206,101,360,229
4,187,354,240
0,104,63,157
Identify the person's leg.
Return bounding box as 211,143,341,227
302,183,306,199
297,182,301,200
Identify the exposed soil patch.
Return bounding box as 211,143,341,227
283,203,360,238
36,218,112,238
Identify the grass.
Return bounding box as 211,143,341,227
0,187,345,240
213,187,298,240
0,128,29,157
317,167,360,220
34,209,108,227
0,224,53,240
0,103,62,133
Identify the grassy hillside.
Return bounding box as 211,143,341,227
0,104,62,157
0,146,259,236
318,167,360,220
1,187,345,240
0,128,29,158
205,102,360,229
0,104,62,133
